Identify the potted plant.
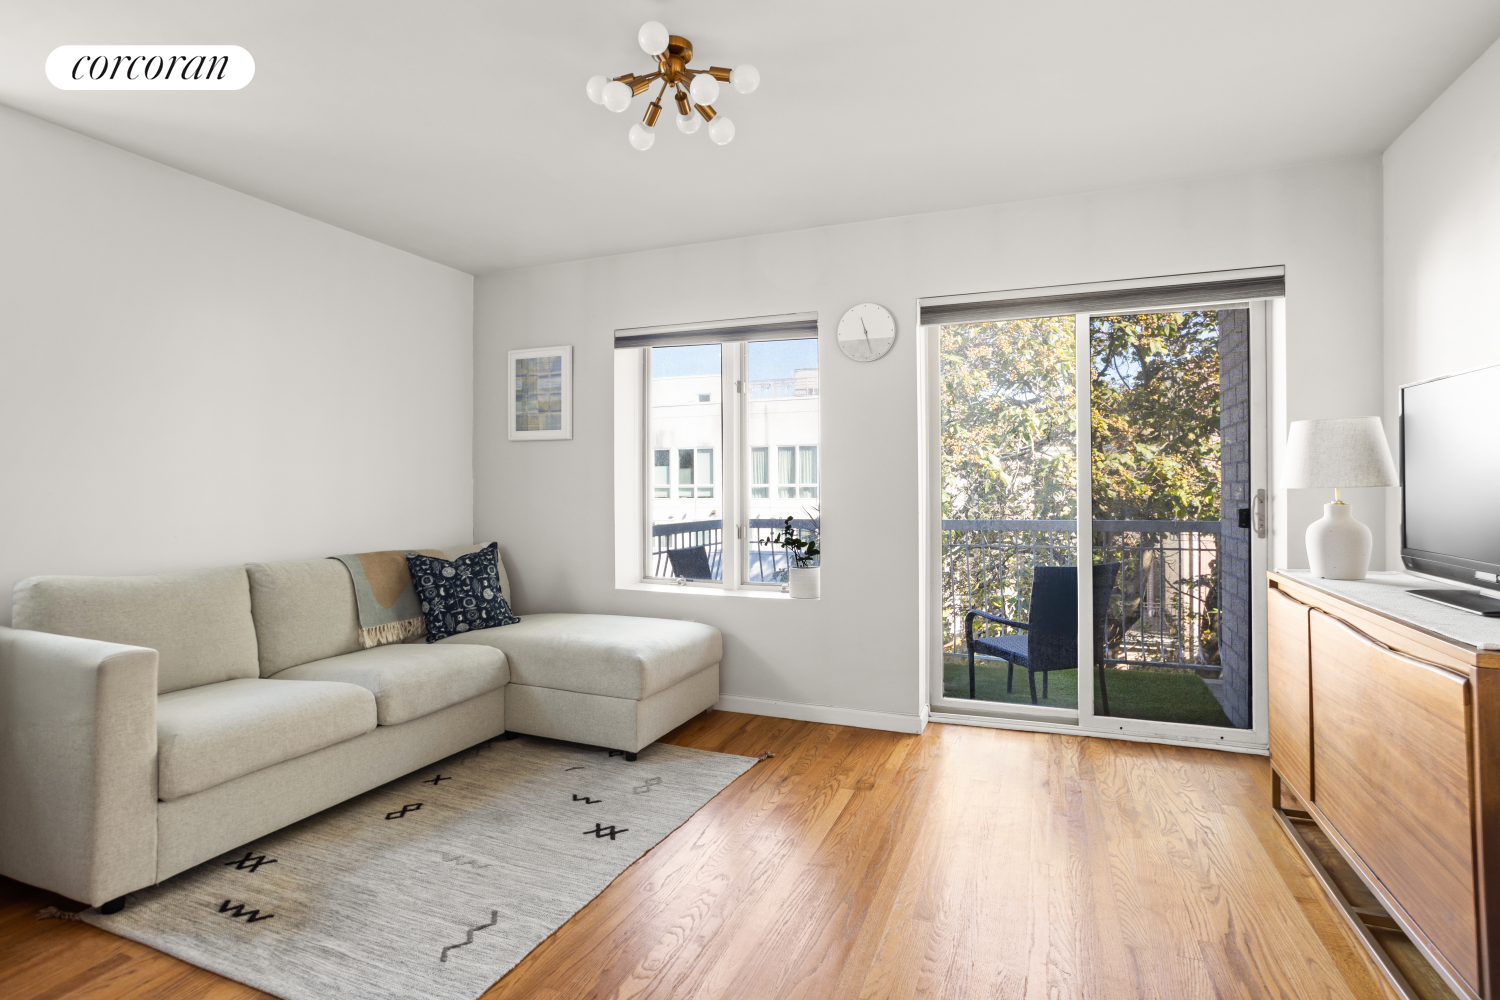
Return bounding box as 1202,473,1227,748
770,514,820,599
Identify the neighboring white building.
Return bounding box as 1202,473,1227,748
650,369,819,524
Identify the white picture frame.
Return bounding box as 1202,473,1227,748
507,345,572,441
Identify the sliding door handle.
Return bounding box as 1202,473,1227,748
1253,488,1267,539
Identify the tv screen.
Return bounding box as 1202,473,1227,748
1401,364,1500,588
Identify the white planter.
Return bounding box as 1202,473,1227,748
788,567,820,599
1306,501,1373,580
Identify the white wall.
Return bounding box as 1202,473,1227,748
474,157,1384,728
0,105,475,625
1383,36,1500,568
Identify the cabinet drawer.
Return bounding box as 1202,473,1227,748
1310,609,1478,993
1268,587,1313,801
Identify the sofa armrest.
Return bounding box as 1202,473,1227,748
0,626,157,906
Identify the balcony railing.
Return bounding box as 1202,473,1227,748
651,517,819,583
943,518,1225,675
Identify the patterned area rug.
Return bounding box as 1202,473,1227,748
83,736,758,1000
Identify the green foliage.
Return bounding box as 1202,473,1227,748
940,317,1076,521
941,312,1227,668
1090,311,1221,520
769,515,820,568
940,656,1233,727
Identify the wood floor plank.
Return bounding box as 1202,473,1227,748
0,712,1407,999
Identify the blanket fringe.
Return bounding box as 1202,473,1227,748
359,617,425,649
36,906,83,921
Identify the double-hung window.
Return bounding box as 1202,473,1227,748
618,313,821,590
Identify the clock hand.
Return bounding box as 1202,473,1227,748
860,318,871,345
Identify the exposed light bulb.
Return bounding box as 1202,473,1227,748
676,113,702,135
602,80,631,113
689,73,720,106
629,123,656,151
585,75,607,104
731,64,760,94
708,116,735,145
638,21,669,56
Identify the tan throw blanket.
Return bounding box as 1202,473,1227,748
331,550,443,648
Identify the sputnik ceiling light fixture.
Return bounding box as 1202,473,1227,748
586,21,759,150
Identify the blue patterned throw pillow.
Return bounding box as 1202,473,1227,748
405,543,519,642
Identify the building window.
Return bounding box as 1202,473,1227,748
639,331,818,588
773,444,818,498
799,446,818,498
751,447,769,498
654,449,670,498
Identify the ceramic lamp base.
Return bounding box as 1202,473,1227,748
1306,501,1373,580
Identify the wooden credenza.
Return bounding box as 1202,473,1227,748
1269,571,1500,1000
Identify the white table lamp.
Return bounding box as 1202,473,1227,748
1284,416,1399,580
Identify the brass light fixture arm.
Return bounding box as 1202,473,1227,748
614,71,663,97
643,79,669,127
601,33,746,134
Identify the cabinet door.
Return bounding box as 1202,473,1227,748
1310,609,1478,993
1268,587,1313,801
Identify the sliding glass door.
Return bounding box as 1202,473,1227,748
940,315,1080,712
1088,308,1252,729
934,294,1268,748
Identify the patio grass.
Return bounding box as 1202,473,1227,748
942,655,1234,728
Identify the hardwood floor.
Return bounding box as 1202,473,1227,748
0,712,1399,999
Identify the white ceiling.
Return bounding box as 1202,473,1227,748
3,1,1498,273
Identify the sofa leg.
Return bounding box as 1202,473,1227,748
625,752,637,762
99,896,126,915
500,731,520,741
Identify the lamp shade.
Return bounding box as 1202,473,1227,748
1284,417,1398,489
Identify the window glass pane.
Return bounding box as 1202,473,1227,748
653,450,670,498
649,344,722,581
799,445,817,484
695,448,714,498
746,339,819,584
939,317,1077,708
1090,309,1249,729
778,447,796,484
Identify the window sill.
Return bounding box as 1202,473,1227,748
616,581,815,600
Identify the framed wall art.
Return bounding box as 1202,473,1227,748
508,345,572,441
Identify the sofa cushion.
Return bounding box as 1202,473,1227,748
443,545,513,613
14,566,260,694
271,642,507,726
408,544,520,642
245,560,362,676
156,678,375,800
438,613,720,700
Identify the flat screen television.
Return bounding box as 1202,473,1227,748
1401,363,1500,594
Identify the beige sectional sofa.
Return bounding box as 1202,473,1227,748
0,547,720,911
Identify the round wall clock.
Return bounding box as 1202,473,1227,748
836,302,896,362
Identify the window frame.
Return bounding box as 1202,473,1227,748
639,337,819,591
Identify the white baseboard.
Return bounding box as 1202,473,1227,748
714,694,926,734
